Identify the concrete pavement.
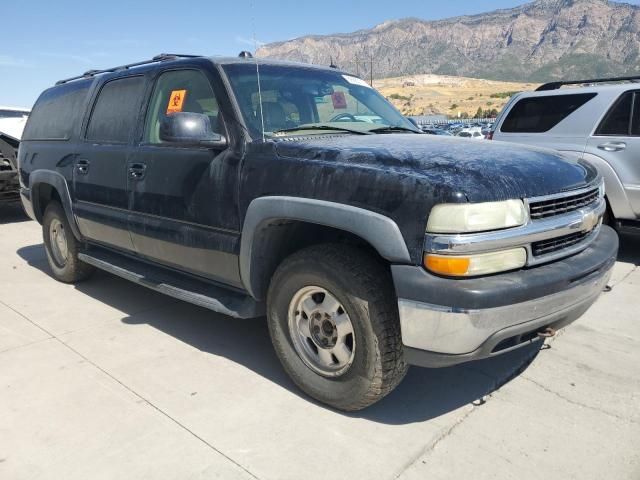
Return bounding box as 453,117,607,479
0,202,638,480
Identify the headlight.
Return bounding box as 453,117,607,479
424,248,527,277
599,179,605,199
426,199,528,233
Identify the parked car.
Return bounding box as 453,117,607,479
491,76,640,233
19,54,618,411
0,106,30,203
422,128,452,136
457,128,484,140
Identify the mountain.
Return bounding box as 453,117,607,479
256,0,640,82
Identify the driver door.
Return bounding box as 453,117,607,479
128,68,243,287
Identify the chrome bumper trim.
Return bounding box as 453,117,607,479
424,197,606,266
398,263,612,355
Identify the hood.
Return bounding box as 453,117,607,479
274,134,598,202
0,117,27,141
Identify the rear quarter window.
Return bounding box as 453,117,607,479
595,91,638,136
22,81,92,141
86,76,146,144
501,93,597,133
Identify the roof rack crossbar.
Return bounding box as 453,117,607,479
55,54,202,85
536,75,640,91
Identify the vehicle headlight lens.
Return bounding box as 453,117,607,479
599,179,605,199
424,248,527,277
426,200,528,233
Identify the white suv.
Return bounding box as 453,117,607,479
492,77,640,233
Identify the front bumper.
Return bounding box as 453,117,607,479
393,225,618,368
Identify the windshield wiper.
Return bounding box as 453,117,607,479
368,126,422,134
273,125,372,136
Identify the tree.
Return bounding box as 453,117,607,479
475,107,484,118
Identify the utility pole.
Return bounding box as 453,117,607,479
370,52,374,87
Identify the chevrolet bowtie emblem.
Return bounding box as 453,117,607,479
583,210,599,231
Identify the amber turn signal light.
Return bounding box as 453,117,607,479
424,248,527,277
424,255,471,276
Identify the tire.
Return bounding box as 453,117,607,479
602,198,614,227
42,202,94,283
267,244,408,411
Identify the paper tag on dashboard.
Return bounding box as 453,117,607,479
167,90,187,114
332,92,347,109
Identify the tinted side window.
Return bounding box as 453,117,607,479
22,81,91,140
501,93,597,133
632,93,640,136
144,70,221,143
597,92,633,136
86,76,146,143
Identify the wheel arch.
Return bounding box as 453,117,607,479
582,152,635,221
29,170,83,241
239,196,411,300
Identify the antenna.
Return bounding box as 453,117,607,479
250,0,266,142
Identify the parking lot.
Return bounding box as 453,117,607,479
0,201,638,480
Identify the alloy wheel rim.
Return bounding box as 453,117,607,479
287,286,356,377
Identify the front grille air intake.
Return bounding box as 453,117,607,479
531,230,591,257
529,187,599,220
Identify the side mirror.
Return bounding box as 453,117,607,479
159,112,227,149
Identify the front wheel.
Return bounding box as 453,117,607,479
267,244,408,411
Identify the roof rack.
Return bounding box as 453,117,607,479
536,75,640,91
55,53,202,85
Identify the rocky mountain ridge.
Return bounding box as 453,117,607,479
256,0,640,82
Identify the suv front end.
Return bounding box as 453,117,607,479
394,179,618,367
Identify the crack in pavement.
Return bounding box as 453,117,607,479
0,336,55,355
392,403,478,480
0,298,260,480
520,375,639,425
393,348,541,479
610,264,638,288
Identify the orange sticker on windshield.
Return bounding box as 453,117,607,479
167,89,187,114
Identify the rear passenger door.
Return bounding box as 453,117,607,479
127,68,243,287
585,90,640,218
73,75,147,251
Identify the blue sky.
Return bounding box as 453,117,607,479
2,0,639,107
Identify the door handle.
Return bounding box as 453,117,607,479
76,159,90,175
598,142,626,152
128,163,147,180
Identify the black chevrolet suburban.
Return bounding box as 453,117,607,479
19,54,618,411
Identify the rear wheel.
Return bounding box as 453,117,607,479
42,202,94,283
267,244,408,411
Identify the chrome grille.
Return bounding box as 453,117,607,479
528,187,599,220
531,230,591,257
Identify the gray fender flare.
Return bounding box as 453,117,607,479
239,196,411,299
29,170,83,241
582,152,635,220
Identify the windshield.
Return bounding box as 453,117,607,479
222,63,419,138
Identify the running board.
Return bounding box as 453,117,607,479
78,248,264,319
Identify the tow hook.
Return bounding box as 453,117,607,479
537,327,557,339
